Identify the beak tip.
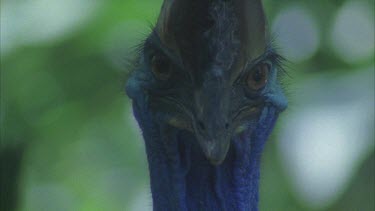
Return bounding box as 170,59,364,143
195,128,231,166
202,140,230,166
208,157,225,166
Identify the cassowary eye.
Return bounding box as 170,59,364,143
151,54,172,80
246,62,270,90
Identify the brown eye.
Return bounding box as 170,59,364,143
151,55,172,80
246,63,270,90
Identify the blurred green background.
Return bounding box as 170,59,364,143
1,0,374,210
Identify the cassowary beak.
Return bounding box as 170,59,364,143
193,81,232,165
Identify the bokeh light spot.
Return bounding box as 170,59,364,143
272,5,320,63
278,68,374,209
0,0,100,54
330,1,375,63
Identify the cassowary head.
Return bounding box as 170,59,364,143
127,0,287,165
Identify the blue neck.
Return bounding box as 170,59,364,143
133,102,278,211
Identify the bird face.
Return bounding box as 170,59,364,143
126,0,287,165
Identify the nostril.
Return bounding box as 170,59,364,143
198,121,205,131
225,123,229,130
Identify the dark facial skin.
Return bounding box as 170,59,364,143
132,33,287,165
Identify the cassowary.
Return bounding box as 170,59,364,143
126,0,287,210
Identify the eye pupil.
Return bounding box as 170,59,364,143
253,69,263,82
151,55,171,80
247,63,270,90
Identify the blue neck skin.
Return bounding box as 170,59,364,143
132,101,278,211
